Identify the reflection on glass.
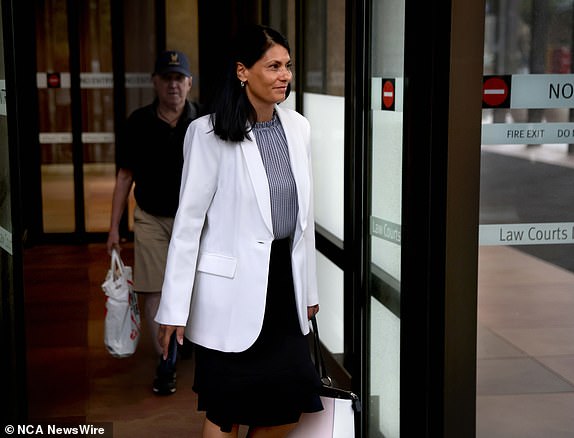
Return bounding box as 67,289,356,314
478,1,574,436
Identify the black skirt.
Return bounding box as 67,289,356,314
192,238,323,432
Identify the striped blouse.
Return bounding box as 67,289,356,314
252,114,299,240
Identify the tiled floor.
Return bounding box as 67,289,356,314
23,243,255,438
25,244,574,437
24,244,205,437
24,144,574,436
476,245,574,437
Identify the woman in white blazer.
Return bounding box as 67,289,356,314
155,25,322,437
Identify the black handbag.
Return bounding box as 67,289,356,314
288,316,361,437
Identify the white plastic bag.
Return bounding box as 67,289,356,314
101,249,141,358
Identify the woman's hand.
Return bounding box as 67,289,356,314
307,304,319,320
157,324,185,359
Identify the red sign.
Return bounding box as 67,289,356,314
382,79,395,111
47,72,61,88
482,75,511,108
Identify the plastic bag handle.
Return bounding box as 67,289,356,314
110,249,126,280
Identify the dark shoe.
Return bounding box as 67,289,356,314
153,332,177,395
153,368,176,395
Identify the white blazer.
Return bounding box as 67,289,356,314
155,105,318,352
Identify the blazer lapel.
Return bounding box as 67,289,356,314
240,138,274,235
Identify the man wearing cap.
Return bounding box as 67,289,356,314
107,50,202,395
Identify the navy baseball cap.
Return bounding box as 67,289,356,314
154,50,191,77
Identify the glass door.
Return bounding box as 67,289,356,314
368,1,405,437
36,0,76,233
34,0,150,236
301,0,347,367
478,1,574,436
0,6,10,250
34,0,199,238
1,0,27,422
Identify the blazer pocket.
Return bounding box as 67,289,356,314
197,252,237,279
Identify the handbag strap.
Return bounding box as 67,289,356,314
311,316,332,386
311,316,362,412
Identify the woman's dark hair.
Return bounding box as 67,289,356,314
210,24,291,142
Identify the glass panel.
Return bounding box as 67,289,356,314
268,0,297,110
166,0,200,102
0,2,11,253
369,0,405,436
304,92,345,239
268,0,297,93
478,1,574,436
0,1,20,418
303,0,344,96
301,0,346,365
41,163,74,232
80,0,115,232
36,0,158,234
370,297,400,438
123,0,155,117
315,251,344,354
121,0,155,231
36,0,74,232
302,0,345,240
